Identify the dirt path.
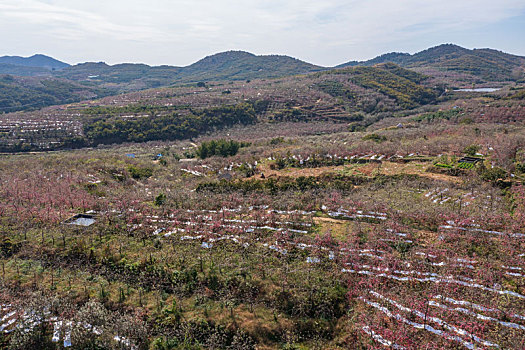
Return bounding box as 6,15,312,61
313,216,349,224
250,161,462,184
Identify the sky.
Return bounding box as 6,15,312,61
0,0,524,67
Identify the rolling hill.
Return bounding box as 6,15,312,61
0,75,109,113
47,45,525,90
0,63,439,151
54,62,183,91
0,63,52,77
338,44,525,83
0,44,523,114
53,51,324,92
173,51,324,83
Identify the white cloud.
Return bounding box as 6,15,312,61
0,0,524,65
0,0,165,41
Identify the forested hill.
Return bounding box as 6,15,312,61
0,64,51,77
0,54,70,76
338,44,525,83
0,75,108,113
0,54,70,70
0,61,434,115
53,51,324,91
172,51,324,83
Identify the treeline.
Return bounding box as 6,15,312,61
271,154,380,170
84,103,256,145
196,139,250,159
0,136,87,153
0,103,257,152
411,108,463,122
81,104,186,116
196,174,420,194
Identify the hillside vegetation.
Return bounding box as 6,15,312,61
0,45,523,111
0,64,440,151
339,44,525,83
53,51,324,92
0,75,108,113
341,64,437,108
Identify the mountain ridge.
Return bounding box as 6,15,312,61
3,44,525,87
337,44,525,82
1,44,524,107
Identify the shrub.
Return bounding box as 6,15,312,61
155,193,167,206
128,165,153,179
459,117,474,124
269,137,285,145
196,139,250,159
412,108,462,122
463,144,480,156
362,133,386,143
348,122,366,132
479,166,507,182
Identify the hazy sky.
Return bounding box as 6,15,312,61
1,0,524,66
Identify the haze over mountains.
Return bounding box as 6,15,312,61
1,44,524,113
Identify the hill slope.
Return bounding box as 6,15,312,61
0,63,439,151
2,45,523,113
0,63,52,77
0,75,108,113
338,44,525,83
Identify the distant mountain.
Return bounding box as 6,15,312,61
54,45,525,91
174,50,324,83
55,51,324,92
5,45,525,92
0,54,70,70
338,44,525,83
